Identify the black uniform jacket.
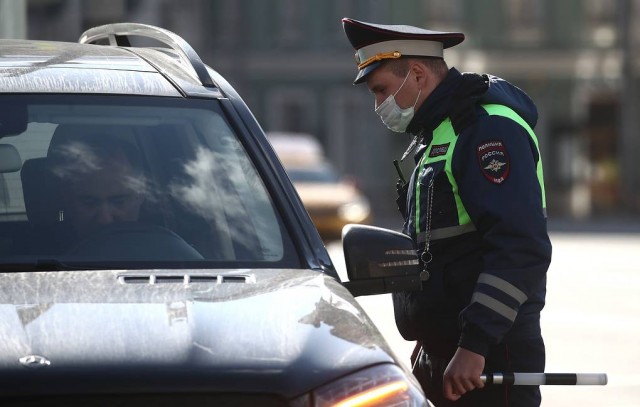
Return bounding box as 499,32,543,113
393,68,552,358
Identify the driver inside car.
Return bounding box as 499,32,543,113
45,134,203,261
49,135,147,241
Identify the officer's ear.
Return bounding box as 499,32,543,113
411,60,443,95
409,61,428,86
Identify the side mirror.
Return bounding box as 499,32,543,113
341,224,422,297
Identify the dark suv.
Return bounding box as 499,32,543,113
0,24,427,406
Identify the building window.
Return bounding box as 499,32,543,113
265,88,317,135
506,0,544,45
212,0,242,48
584,0,618,48
333,0,357,43
424,0,463,31
277,0,303,47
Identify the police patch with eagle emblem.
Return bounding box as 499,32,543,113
477,140,510,184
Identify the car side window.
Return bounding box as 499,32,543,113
0,123,55,216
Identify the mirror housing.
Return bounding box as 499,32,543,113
341,224,422,297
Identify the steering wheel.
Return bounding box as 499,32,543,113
64,222,204,262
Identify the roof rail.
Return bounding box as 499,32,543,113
79,23,215,88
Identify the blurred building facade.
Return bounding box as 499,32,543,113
20,0,640,222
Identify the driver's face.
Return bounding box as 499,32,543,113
68,159,143,237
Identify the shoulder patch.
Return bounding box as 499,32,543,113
477,140,510,184
429,143,450,157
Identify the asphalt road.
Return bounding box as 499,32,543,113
327,231,640,407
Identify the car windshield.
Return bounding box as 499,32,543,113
0,95,298,270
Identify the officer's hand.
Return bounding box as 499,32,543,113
395,179,409,218
443,347,485,401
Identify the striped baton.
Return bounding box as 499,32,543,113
481,373,608,386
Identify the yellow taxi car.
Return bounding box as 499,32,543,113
267,132,372,240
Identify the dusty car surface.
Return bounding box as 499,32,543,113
267,132,372,240
0,24,427,405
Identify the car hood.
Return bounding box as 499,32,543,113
0,268,396,398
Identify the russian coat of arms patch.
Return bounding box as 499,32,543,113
477,140,510,184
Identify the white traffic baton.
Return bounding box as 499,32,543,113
481,373,608,386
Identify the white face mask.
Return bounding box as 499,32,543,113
375,71,422,133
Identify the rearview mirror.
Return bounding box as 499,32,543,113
341,224,422,297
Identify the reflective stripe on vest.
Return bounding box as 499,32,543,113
483,104,547,210
414,104,546,242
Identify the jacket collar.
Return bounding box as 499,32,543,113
403,68,461,162
406,67,462,137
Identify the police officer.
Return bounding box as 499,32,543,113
342,18,552,407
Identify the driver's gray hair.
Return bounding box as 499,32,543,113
48,134,144,181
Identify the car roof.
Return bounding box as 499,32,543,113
0,23,224,98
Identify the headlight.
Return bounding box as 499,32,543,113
337,199,371,223
292,364,428,407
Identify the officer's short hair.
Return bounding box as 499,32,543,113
382,57,449,80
